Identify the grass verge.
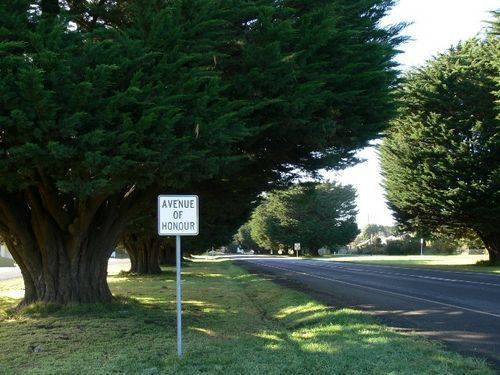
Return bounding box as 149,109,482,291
0,260,493,374
319,254,499,274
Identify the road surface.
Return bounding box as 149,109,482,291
0,258,131,281
236,256,500,367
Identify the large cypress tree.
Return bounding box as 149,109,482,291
0,0,401,305
381,35,500,264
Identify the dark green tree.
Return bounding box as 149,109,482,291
249,183,359,255
234,222,262,252
0,0,401,305
381,35,500,264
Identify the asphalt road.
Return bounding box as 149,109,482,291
236,256,500,368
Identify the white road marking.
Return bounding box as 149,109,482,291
313,259,500,278
295,260,500,287
245,260,500,319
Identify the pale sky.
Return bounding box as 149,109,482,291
324,0,498,228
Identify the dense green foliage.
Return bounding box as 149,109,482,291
1,0,403,196
234,222,262,252
0,0,402,304
249,183,358,255
381,35,500,263
384,238,420,255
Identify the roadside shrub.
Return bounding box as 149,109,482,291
427,239,457,254
386,239,420,255
356,244,385,255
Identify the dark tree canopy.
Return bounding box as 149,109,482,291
249,183,359,255
381,36,500,264
0,0,402,305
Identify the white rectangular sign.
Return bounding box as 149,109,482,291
158,195,199,236
294,243,301,251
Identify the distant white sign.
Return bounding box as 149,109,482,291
158,195,199,236
294,243,301,251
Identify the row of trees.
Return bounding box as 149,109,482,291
246,22,500,261
236,183,359,255
381,21,500,264
0,0,402,305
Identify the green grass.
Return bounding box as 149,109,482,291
320,254,500,274
0,260,493,374
0,256,14,267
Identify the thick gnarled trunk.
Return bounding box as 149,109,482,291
479,232,499,265
0,188,133,306
159,243,175,266
9,241,112,305
122,235,162,275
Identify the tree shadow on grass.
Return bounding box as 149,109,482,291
2,295,166,319
117,269,176,279
179,299,491,375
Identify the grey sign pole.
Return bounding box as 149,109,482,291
158,195,198,358
176,235,182,357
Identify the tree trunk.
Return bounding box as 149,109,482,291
308,248,320,256
478,231,499,265
122,235,162,275
2,220,119,306
159,243,176,266
8,240,112,306
0,188,134,306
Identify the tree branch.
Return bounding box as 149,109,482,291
37,169,72,231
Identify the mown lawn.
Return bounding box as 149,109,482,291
320,254,499,274
0,260,493,374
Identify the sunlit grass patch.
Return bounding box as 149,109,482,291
0,278,23,295
0,260,494,374
321,254,499,273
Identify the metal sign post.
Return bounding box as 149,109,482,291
294,243,301,258
420,238,424,256
176,235,182,357
158,195,199,358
